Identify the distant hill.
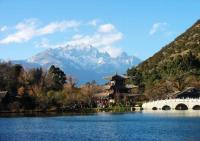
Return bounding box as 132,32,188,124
12,45,141,84
127,20,200,100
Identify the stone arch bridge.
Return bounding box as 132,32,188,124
142,98,200,111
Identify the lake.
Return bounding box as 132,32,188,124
0,111,200,141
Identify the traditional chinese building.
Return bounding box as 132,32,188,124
175,87,200,98
94,73,138,104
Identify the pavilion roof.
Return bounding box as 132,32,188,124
104,73,129,81
175,87,200,98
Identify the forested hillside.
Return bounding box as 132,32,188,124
127,20,200,100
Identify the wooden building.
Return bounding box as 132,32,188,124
94,73,138,104
175,87,200,98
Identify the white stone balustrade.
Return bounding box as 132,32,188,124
142,98,200,111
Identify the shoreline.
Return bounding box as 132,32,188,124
0,107,135,117
1,110,200,118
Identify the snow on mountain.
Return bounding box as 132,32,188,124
14,45,141,84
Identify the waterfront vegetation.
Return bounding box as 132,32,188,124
0,62,103,113
0,62,136,113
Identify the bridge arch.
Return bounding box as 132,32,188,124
162,105,171,110
152,107,158,110
142,99,200,111
192,105,200,110
175,103,188,110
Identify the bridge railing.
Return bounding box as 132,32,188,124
143,98,200,105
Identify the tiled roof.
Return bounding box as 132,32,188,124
104,74,129,80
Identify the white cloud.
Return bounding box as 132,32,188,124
88,19,98,27
37,23,123,58
72,34,83,40
37,20,80,35
56,25,123,57
99,46,123,58
149,22,168,35
0,19,36,44
35,38,50,48
0,19,80,44
0,26,8,32
66,32,123,47
98,24,115,33
1,19,124,58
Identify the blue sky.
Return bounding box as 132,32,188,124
0,0,200,60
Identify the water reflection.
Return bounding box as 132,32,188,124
0,112,200,141
142,110,200,117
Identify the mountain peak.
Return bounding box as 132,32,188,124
64,44,93,50
21,44,141,84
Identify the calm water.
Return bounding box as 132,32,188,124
0,111,200,141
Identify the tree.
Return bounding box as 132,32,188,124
46,65,66,91
0,63,23,94
17,86,25,97
19,67,46,96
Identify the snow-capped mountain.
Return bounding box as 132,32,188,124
14,45,141,84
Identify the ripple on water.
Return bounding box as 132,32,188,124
0,112,200,141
